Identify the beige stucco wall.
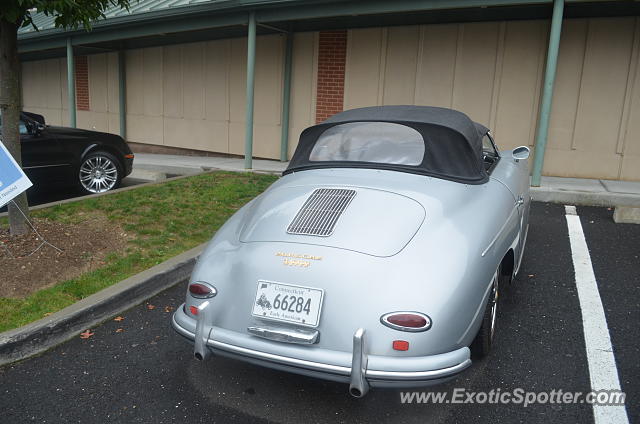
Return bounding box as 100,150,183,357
21,33,318,161
21,53,121,133
117,33,316,159
22,57,67,125
344,17,640,181
20,17,640,180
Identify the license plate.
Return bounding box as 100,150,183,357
252,281,324,327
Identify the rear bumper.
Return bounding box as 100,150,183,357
171,304,471,388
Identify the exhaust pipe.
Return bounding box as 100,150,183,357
349,385,367,399
194,301,212,361
349,328,369,398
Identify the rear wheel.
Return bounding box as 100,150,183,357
78,151,122,194
471,268,500,359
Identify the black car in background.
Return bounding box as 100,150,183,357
13,112,134,194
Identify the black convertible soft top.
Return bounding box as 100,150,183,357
285,105,490,184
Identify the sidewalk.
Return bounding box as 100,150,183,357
131,153,288,177
128,153,640,209
531,176,640,207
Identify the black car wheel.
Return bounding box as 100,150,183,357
78,151,122,194
470,268,500,359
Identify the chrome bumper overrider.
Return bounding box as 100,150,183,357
172,305,471,393
350,328,369,397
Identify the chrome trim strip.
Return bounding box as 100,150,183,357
22,163,70,170
380,311,432,332
489,176,516,198
247,325,319,345
172,314,471,381
514,223,530,276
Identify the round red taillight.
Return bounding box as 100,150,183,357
188,282,217,299
388,314,427,327
381,312,431,332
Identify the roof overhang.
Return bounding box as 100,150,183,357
17,0,640,61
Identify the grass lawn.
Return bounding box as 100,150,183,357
0,172,278,332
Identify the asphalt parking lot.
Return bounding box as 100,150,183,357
0,176,143,212
0,202,637,424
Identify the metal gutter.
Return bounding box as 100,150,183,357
17,0,303,39
118,49,127,140
256,0,553,23
66,39,76,128
280,31,293,162
17,0,558,53
531,0,565,186
18,12,249,52
245,12,257,170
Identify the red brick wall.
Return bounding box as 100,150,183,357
75,56,90,111
315,30,347,123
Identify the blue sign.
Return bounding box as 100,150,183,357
0,140,32,207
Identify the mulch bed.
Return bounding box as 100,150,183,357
0,215,128,298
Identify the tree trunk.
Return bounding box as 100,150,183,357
0,18,30,235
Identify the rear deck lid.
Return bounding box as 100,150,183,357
239,186,425,257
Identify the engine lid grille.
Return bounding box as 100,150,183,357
287,188,357,237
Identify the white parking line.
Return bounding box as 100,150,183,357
564,205,629,424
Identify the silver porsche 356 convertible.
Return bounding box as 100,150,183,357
172,106,531,397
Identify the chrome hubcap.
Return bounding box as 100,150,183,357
489,271,499,340
79,156,118,193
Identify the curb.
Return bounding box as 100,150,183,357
134,164,207,176
135,163,285,177
0,171,208,219
613,206,640,224
531,187,640,207
0,243,206,367
1,168,281,218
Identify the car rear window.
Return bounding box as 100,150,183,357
309,122,425,166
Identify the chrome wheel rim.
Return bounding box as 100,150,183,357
489,271,499,340
79,156,118,193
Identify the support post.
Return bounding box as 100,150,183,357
66,38,76,128
280,32,293,162
118,49,127,140
244,12,257,169
531,0,564,186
